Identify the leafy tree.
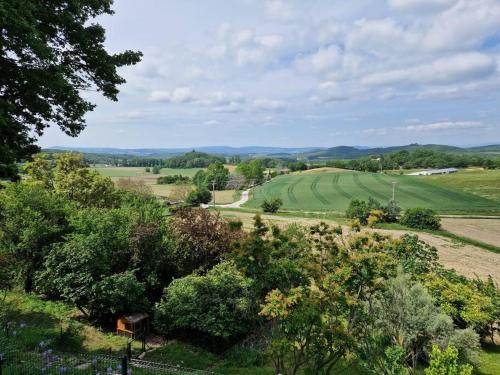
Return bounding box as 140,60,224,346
24,154,55,189
346,199,369,224
0,182,70,292
471,276,500,343
185,187,212,206
155,261,256,339
167,208,244,276
204,162,230,190
401,208,441,230
231,216,308,296
370,273,455,369
53,153,118,208
424,345,473,375
425,276,494,332
0,1,141,180
386,234,439,275
261,198,283,213
89,271,150,323
236,160,265,185
192,169,207,188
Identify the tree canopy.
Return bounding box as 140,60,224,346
0,0,141,179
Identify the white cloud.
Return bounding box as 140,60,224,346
265,0,297,22
150,87,195,103
402,121,484,132
252,99,287,112
295,45,343,74
363,53,496,86
311,81,349,102
387,0,456,12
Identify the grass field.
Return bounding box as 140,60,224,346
245,170,500,215
95,166,203,178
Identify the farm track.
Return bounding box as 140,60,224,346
372,173,434,205
310,175,330,205
332,174,352,200
287,177,303,204
352,173,388,201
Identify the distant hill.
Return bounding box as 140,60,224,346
303,144,466,160
45,143,500,160
46,146,322,157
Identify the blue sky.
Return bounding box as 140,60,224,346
39,0,500,148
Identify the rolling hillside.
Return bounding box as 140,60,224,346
245,170,500,215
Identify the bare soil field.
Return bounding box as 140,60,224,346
218,210,500,283
440,218,500,247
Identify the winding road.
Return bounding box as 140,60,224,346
201,189,250,209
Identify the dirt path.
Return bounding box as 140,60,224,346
202,189,250,209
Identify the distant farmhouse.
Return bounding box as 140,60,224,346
407,168,458,176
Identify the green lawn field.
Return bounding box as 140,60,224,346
245,171,500,215
95,166,203,178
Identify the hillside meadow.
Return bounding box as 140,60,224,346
245,170,500,215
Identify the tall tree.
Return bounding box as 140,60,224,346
0,0,142,179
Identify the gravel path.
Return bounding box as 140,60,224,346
201,189,250,208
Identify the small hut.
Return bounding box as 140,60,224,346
116,313,149,339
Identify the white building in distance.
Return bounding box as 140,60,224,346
407,168,458,176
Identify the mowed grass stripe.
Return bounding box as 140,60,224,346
332,174,353,200
244,170,500,214
372,173,434,205
311,175,330,205
352,173,389,201
287,177,303,204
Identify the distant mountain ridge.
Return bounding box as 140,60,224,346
46,146,322,157
45,143,500,160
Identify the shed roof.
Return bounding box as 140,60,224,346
120,313,149,324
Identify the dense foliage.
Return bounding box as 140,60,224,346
236,160,265,185
401,208,441,230
0,1,141,180
163,151,225,168
261,198,283,213
0,155,498,374
157,175,191,184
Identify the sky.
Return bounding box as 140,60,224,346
38,0,500,149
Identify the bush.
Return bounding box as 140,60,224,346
154,262,256,338
261,198,283,213
424,345,473,375
152,166,161,174
383,200,402,222
145,167,150,172
186,188,212,206
157,175,191,184
346,199,369,224
401,208,441,230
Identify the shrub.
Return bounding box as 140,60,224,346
383,200,402,222
261,198,283,213
367,209,384,228
145,167,150,172
401,208,441,230
152,166,161,174
185,188,212,205
350,218,361,232
154,262,256,338
346,199,369,224
424,345,473,375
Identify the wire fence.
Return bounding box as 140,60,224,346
0,350,220,375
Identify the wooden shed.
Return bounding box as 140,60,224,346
116,313,149,339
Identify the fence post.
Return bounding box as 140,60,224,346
127,342,132,360
121,355,128,375
0,355,3,375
